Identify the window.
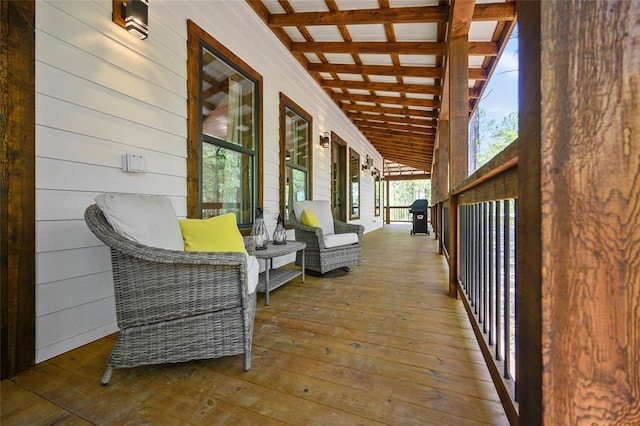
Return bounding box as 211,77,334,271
349,148,360,220
187,20,263,228
374,170,381,217
279,94,312,220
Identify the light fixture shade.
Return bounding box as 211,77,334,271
113,0,148,40
125,0,148,39
320,132,330,149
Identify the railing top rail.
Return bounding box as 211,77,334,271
451,139,519,196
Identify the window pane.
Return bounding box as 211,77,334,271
284,167,307,220
350,149,360,219
375,176,381,216
201,47,255,150
285,107,309,168
202,143,253,226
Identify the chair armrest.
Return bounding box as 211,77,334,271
335,220,364,243
288,220,326,250
243,236,256,255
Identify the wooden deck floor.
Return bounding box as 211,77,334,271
1,224,508,425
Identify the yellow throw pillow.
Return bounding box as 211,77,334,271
301,209,321,228
179,213,247,254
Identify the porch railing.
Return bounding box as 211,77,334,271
385,205,411,222
433,141,519,424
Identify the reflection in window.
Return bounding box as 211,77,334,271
280,94,312,220
198,44,257,226
349,148,360,220
202,144,253,224
375,171,381,217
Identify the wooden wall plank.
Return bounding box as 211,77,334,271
37,126,187,178
38,63,185,137
1,0,36,379
36,95,187,158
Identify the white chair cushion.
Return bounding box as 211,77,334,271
324,232,359,248
293,200,335,235
247,255,259,294
95,193,184,251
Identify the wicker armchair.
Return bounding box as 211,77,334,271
290,200,364,274
84,204,257,385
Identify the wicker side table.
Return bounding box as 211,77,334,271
254,241,306,305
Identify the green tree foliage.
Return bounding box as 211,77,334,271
476,109,518,167
390,180,432,205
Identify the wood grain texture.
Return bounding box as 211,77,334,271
1,0,36,380
538,1,640,424
517,1,543,422
2,225,509,425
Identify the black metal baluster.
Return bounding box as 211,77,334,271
488,201,494,346
495,200,502,361
504,199,511,380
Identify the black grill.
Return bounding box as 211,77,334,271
409,199,430,236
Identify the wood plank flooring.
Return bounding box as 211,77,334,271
1,224,508,425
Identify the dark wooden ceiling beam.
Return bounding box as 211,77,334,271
347,111,438,127
342,103,438,118
309,63,487,80
472,3,516,21
378,149,430,162
365,138,435,151
384,173,432,181
267,5,450,26
309,63,444,78
321,79,441,95
377,153,432,170
362,127,436,142
333,92,440,108
292,41,447,55
357,121,437,135
291,41,497,56
265,3,515,27
368,146,434,160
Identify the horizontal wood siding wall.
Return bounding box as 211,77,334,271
35,0,382,362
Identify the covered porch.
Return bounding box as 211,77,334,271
2,224,508,425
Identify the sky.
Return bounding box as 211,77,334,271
478,25,519,124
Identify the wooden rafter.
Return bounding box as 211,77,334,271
247,0,517,176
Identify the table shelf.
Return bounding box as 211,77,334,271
257,268,302,293
253,240,306,305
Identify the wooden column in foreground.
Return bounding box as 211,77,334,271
447,0,472,298
0,0,36,379
518,1,640,423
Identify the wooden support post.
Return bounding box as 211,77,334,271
518,1,640,423
431,147,439,204
1,0,36,379
437,123,449,254
385,178,391,224
447,0,471,298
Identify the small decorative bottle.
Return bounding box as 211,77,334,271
251,208,269,250
272,214,287,245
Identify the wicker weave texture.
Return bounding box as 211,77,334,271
289,215,364,274
84,204,256,383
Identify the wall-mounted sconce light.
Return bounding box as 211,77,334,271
112,0,149,40
362,155,374,170
372,168,380,177
319,132,330,149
